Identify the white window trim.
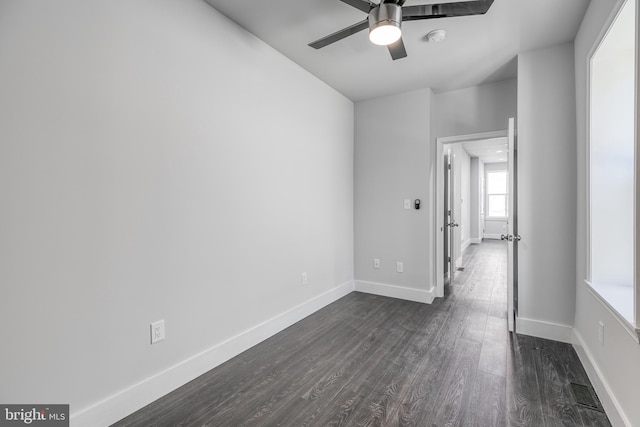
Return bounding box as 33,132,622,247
585,0,639,336
485,169,509,220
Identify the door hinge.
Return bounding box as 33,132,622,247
448,164,451,170
448,256,451,262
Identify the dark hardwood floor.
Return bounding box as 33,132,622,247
112,241,611,427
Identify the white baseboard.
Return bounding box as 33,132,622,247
355,280,435,304
71,280,355,427
470,237,482,244
516,316,573,343
461,238,472,253
483,233,503,240
572,330,630,427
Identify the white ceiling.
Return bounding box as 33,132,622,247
202,0,590,101
462,137,508,163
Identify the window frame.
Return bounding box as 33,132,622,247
585,0,639,339
485,169,509,219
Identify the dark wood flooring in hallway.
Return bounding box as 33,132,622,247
112,240,611,426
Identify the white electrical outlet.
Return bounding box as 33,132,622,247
598,321,604,346
302,272,308,286
396,262,404,273
403,199,411,210
150,320,165,344
374,258,380,269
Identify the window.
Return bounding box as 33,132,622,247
588,0,637,327
486,170,508,218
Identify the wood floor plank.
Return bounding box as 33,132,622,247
264,299,429,426
543,413,581,427
485,315,508,342
506,334,546,427
461,299,489,343
381,299,473,424
547,339,593,388
204,299,412,426
536,344,583,425
478,335,507,377
430,338,482,426
578,406,612,427
469,370,507,427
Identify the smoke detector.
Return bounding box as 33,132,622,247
426,29,446,43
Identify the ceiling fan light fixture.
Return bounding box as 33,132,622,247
368,4,402,46
369,23,401,46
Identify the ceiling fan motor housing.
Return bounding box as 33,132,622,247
368,3,402,45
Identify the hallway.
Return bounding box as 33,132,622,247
113,241,611,426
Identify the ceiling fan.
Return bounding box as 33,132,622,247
308,0,495,60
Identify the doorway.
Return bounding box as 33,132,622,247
435,124,518,331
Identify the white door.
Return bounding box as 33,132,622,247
506,117,519,332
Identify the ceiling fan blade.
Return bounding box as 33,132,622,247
388,37,407,60
308,19,370,49
339,0,375,13
402,0,494,21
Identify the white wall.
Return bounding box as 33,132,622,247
0,1,354,425
484,220,507,239
456,145,471,253
574,0,640,426
517,43,577,337
354,89,434,302
469,157,482,243
434,79,518,138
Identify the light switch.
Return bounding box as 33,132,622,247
403,199,411,210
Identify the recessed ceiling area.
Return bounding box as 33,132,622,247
462,137,508,163
203,0,591,101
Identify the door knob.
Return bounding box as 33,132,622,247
514,235,521,241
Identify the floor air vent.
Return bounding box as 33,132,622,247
457,267,465,271
570,383,604,412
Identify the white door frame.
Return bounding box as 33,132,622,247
434,130,508,298
506,117,517,332
445,149,456,282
